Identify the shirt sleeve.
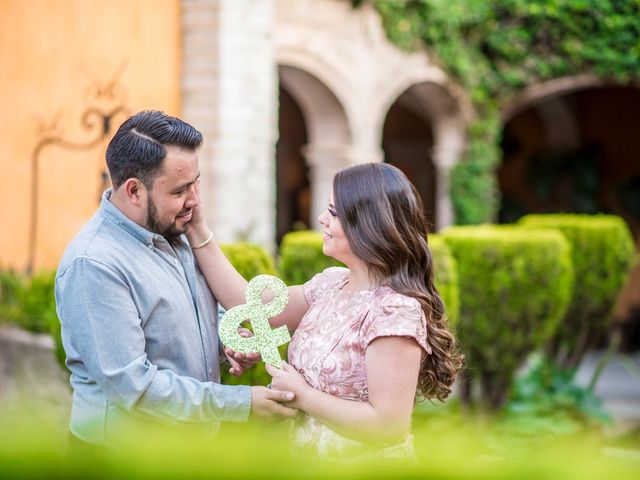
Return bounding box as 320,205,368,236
361,293,430,354
303,267,348,307
55,257,251,424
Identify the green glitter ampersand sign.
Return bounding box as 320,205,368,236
218,275,291,368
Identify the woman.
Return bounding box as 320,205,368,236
188,163,462,461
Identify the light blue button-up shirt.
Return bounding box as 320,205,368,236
55,190,251,446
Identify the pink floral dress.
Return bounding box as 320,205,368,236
287,267,430,461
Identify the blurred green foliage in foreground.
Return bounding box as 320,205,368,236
0,397,638,480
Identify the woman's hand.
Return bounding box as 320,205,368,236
186,178,211,245
265,361,312,410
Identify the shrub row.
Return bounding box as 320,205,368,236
2,214,635,410
440,214,635,409
519,214,636,369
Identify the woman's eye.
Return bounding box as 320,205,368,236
328,208,337,217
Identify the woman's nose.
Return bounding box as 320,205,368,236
318,210,328,227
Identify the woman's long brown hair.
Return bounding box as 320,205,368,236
334,163,463,401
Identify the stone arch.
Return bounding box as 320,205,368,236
502,74,611,122
273,0,470,229
379,79,467,230
277,63,352,231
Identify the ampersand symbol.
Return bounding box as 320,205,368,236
218,275,291,368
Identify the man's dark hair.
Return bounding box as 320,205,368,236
106,110,203,189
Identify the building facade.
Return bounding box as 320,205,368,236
2,0,638,323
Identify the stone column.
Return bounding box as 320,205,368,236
432,141,463,230
182,0,277,249
433,161,455,230
303,144,349,228
304,143,384,228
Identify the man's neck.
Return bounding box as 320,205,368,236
109,188,145,228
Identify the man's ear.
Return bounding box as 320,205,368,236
122,178,146,206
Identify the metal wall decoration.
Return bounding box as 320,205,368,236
27,63,129,274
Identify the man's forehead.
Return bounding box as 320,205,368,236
153,148,199,187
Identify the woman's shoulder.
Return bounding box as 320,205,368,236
314,266,349,286
303,266,349,306
374,287,423,313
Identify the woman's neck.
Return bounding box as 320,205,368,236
343,262,378,292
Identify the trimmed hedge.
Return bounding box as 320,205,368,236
219,243,277,280
519,214,636,369
442,226,574,410
429,235,460,328
278,230,343,285
0,270,64,368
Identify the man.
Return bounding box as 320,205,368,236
55,110,296,448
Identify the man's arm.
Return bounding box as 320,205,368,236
56,257,295,423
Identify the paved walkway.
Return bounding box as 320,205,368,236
574,350,640,432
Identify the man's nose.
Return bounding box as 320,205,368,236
185,184,198,207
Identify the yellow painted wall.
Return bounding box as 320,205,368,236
0,0,181,272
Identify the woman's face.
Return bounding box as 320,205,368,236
317,191,353,264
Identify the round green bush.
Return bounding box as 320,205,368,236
0,270,65,369
519,214,636,368
429,234,460,327
442,225,574,410
278,230,343,285
219,243,277,280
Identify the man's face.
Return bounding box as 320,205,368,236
145,146,200,240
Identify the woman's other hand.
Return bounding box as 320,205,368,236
265,361,311,410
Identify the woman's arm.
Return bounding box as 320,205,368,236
187,197,309,331
267,336,422,445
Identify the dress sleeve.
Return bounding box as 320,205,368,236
362,293,430,354
303,267,349,307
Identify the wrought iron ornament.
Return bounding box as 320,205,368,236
218,275,291,368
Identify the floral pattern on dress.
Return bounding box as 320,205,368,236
287,267,429,461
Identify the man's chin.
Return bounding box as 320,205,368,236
162,223,188,241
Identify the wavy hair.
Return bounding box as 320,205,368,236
333,163,463,400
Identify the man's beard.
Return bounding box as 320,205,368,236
146,197,187,241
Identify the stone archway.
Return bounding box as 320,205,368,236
274,0,469,231
278,65,352,232
380,81,467,230
499,78,640,233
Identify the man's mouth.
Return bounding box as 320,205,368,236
177,210,193,221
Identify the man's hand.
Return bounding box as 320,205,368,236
250,386,298,421
224,328,261,376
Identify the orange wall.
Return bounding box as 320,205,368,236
0,0,181,272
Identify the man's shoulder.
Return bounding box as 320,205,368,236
57,213,134,277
